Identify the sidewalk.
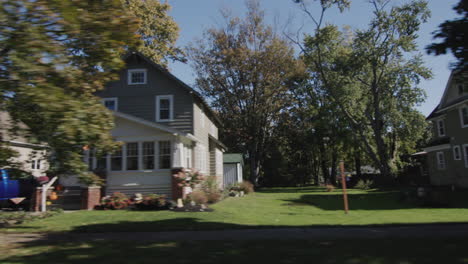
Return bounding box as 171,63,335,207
3,224,468,244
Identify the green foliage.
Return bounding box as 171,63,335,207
135,194,168,210
426,0,467,70
301,0,432,178
354,179,374,190
122,0,184,66
188,0,304,184
201,175,223,203
0,0,141,182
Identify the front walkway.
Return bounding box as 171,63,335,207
2,224,468,245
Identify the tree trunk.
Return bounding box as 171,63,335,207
249,150,260,186
319,143,329,184
330,149,338,185
354,151,362,178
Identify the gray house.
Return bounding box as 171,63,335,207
59,52,226,197
425,70,468,187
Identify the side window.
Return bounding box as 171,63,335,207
460,106,468,128
142,142,155,170
464,145,468,169
159,141,172,169
111,147,123,171
128,69,147,85
453,146,461,160
156,95,173,122
126,143,139,170
437,119,445,137
436,151,446,170
102,98,118,111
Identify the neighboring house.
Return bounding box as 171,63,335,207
0,111,48,177
223,153,244,186
424,71,468,187
61,52,226,198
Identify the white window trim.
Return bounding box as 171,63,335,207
464,144,468,169
436,151,446,170
128,69,147,85
453,145,461,160
437,119,446,137
459,106,468,128
156,95,174,122
102,97,118,111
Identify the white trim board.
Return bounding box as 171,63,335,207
424,144,451,153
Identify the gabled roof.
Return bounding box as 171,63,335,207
123,51,222,127
223,153,243,165
426,70,468,120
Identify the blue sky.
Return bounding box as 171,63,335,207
168,0,459,116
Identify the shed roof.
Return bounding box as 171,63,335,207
223,153,244,165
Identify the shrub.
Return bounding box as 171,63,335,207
202,175,223,203
239,181,254,194
135,194,168,210
173,170,205,188
100,192,131,210
355,179,374,190
326,185,335,192
189,190,208,205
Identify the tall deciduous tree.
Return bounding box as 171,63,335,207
0,0,140,183
300,0,431,180
122,0,184,67
426,0,467,70
189,0,303,185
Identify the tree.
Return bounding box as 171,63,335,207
188,0,303,185
0,0,140,183
426,0,467,70
122,0,184,67
299,0,431,180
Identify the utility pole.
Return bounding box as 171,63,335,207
339,160,349,214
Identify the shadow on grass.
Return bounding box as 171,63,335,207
3,234,468,264
258,186,329,193
282,192,468,210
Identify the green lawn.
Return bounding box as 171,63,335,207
4,187,468,233
2,238,468,264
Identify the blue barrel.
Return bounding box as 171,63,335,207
0,169,20,200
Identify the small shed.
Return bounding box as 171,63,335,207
223,153,244,186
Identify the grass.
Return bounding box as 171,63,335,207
4,186,468,233
2,238,468,264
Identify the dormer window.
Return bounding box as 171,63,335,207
156,95,173,122
437,119,445,137
128,69,147,85
102,98,118,111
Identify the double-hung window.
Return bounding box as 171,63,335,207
142,142,155,170
128,69,147,85
436,151,446,170
156,95,173,122
31,159,41,170
453,146,462,160
459,106,468,128
126,143,139,170
111,147,123,171
102,98,118,111
159,141,172,169
464,145,468,169
437,119,446,137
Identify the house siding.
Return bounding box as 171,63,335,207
426,71,468,187
97,56,194,134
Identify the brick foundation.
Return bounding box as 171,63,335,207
171,168,184,200
81,186,102,210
